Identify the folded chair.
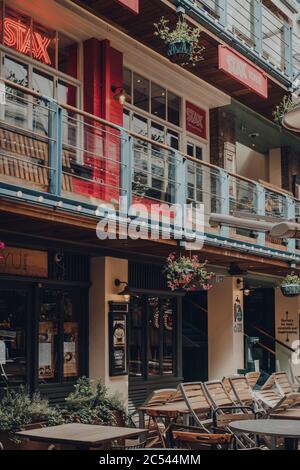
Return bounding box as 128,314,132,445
168,424,233,450
229,376,265,416
203,380,256,449
179,382,213,431
273,371,300,395
245,371,260,389
254,373,300,417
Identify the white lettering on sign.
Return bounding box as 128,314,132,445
186,108,204,130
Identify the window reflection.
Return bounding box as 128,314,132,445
0,289,27,386
133,73,149,112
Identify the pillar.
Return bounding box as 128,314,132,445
89,256,129,405
268,148,281,188
275,289,300,376
209,109,235,168
207,277,244,379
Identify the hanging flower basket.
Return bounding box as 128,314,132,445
280,272,300,297
167,40,193,64
154,15,205,67
272,95,296,126
163,253,214,292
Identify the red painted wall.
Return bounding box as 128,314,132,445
74,38,123,202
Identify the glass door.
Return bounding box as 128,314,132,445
0,285,31,387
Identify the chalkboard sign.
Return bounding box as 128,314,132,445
109,302,128,376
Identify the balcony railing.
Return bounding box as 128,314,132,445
183,0,294,78
0,78,299,254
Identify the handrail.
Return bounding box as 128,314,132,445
244,332,276,356
246,322,296,353
0,76,298,205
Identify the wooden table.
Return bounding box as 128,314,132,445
270,408,300,420
229,419,300,450
16,423,148,450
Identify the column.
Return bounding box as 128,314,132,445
268,148,281,188
89,256,129,404
207,277,244,379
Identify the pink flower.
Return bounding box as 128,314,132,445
0,241,5,250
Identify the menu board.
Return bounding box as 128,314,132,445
64,322,79,377
109,312,128,376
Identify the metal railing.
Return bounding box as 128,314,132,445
185,0,295,77
0,78,299,252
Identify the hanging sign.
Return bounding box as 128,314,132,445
114,0,139,14
218,45,268,99
186,101,207,139
0,246,48,277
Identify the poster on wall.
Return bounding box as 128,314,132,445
64,322,79,377
233,297,243,333
109,312,128,376
38,321,54,379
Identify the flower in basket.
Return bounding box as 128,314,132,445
163,253,214,292
154,15,205,66
280,272,300,297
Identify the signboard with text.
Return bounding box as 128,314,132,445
186,101,207,139
0,246,48,278
218,45,268,99
114,0,139,14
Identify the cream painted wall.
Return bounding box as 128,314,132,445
236,142,268,182
268,148,282,188
207,277,244,379
89,257,129,406
275,289,300,376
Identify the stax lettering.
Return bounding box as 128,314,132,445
187,108,203,130
4,18,51,65
226,55,262,86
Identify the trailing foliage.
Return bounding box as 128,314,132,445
163,253,214,292
273,95,296,125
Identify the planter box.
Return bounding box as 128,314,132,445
280,284,300,297
0,423,49,450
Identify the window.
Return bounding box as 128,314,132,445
0,289,28,386
124,67,181,127
187,141,204,204
129,295,177,378
2,4,78,76
38,288,83,384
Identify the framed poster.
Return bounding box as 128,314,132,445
109,311,128,376
38,321,55,379
64,322,79,377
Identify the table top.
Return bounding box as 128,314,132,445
140,401,191,416
16,423,147,446
229,419,300,438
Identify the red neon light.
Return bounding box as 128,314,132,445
4,18,52,65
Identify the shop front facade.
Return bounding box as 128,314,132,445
0,0,300,409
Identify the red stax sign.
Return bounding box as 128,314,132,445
114,0,139,14
4,18,52,65
218,45,268,99
186,101,207,139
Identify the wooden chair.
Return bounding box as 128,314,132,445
203,380,256,449
245,371,260,389
229,376,265,415
168,424,233,450
274,371,300,396
179,382,213,431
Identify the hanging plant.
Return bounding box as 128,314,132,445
154,15,205,66
163,253,214,292
272,95,296,126
280,272,300,297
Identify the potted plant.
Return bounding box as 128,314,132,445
280,272,300,297
273,95,296,126
154,14,205,66
163,253,214,292
0,388,63,450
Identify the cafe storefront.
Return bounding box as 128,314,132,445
0,245,89,401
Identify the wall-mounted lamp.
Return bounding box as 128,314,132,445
115,279,131,302
237,278,252,296
111,85,130,105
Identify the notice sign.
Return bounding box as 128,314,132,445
277,311,298,343
114,0,139,14
186,101,207,139
0,246,48,278
218,45,268,99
